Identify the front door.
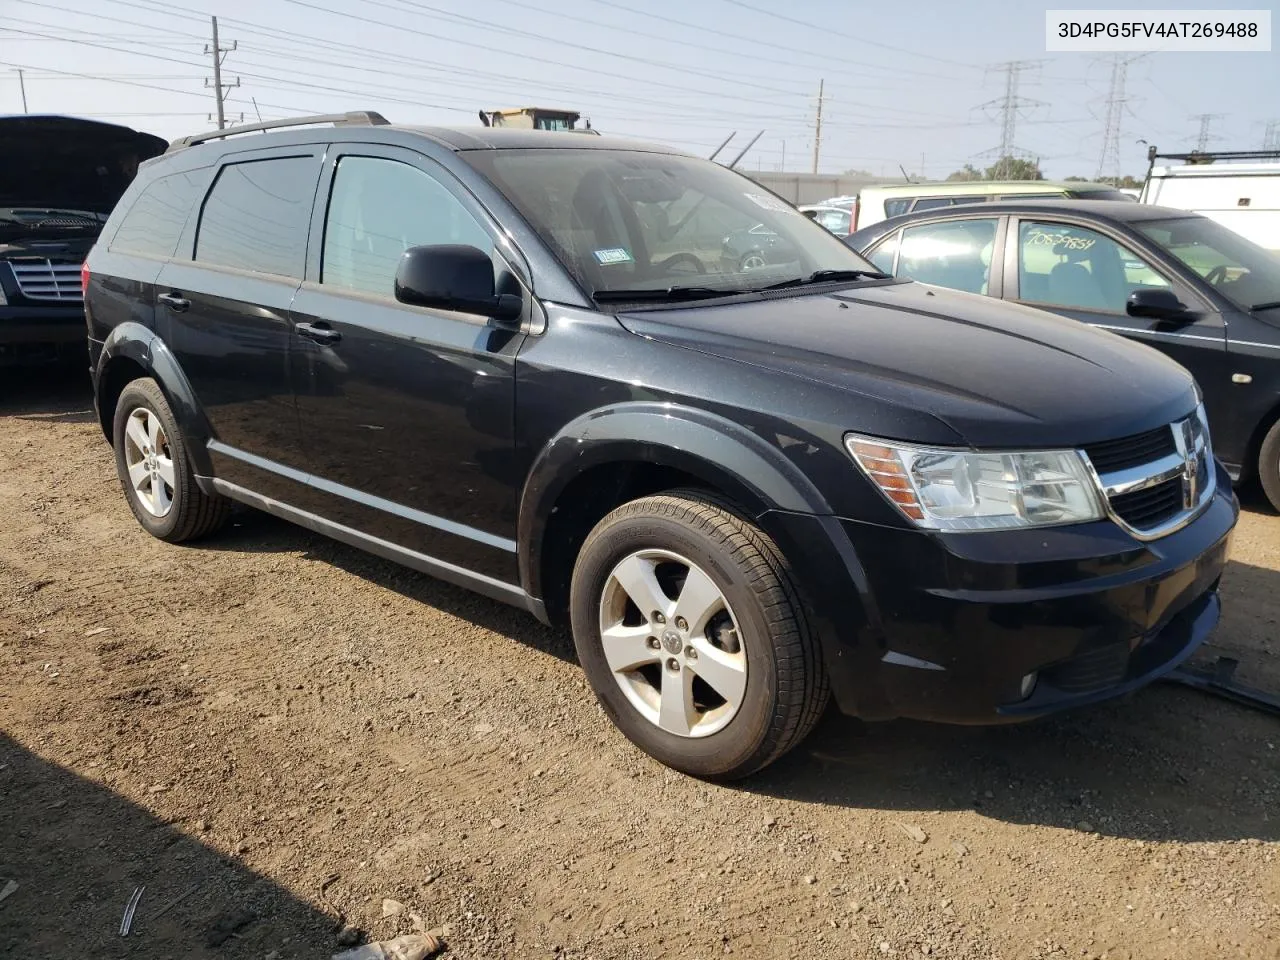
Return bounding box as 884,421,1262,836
1006,217,1233,438
288,145,528,583
156,149,322,498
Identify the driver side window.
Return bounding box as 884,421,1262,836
322,155,493,297
1017,221,1169,313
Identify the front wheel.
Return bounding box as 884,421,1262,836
569,490,829,779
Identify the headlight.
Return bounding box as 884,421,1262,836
845,433,1105,532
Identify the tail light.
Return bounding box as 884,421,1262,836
81,261,90,295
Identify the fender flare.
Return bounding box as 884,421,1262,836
516,401,833,601
95,322,215,478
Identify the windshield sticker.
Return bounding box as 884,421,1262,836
744,192,795,213
593,247,635,265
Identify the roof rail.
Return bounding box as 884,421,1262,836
1146,145,1280,166
167,111,390,151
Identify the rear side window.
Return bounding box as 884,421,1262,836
884,198,912,218
109,171,204,259
195,156,316,278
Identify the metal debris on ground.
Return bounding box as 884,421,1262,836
0,880,18,905
331,930,449,960
1165,656,1280,717
119,885,145,936
150,882,203,922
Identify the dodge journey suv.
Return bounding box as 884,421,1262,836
84,112,1238,779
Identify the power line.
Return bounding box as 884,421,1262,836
714,0,979,71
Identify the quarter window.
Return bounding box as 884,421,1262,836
109,171,204,259
895,218,998,295
321,156,492,297
1017,221,1170,312
195,156,316,278
865,232,899,274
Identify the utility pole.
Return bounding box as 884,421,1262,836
780,139,786,172
1190,112,1225,152
974,60,1046,179
1095,55,1134,182
811,79,824,174
15,68,27,112
205,16,239,130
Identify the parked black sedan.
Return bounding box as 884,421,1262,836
847,200,1280,508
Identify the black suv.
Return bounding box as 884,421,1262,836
1,115,165,368
84,112,1238,779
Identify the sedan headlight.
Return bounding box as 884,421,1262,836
845,433,1105,531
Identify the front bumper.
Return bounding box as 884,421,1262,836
0,304,87,366
760,460,1238,724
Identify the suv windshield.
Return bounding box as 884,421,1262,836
1138,216,1280,313
462,148,881,298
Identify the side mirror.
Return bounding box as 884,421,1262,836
394,244,522,323
1126,288,1190,321
802,209,818,219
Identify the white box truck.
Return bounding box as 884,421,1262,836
1141,147,1280,252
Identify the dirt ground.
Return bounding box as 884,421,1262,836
1,369,1277,960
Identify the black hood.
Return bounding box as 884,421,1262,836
0,115,167,215
617,281,1200,449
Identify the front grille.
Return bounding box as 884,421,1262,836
1042,642,1130,693
1083,425,1177,474
1110,477,1184,529
8,259,83,302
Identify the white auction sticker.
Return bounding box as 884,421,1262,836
1046,9,1271,51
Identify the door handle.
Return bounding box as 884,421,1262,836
295,321,342,345
158,292,189,313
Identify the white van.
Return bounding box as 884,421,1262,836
1140,148,1280,252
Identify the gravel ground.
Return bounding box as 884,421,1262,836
1,369,1277,960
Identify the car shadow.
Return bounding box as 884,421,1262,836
199,503,1278,844
203,508,575,665
0,734,337,958
0,365,94,420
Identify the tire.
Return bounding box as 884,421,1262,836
112,377,229,543
569,489,830,780
1258,418,1280,513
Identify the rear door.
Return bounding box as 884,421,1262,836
1003,216,1233,432
286,143,529,582
155,147,322,498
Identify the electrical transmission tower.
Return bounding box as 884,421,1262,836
1189,113,1225,152
974,60,1046,179
1095,54,1140,182
1263,120,1280,152
205,16,240,130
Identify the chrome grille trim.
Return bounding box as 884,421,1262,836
7,259,84,302
1080,406,1215,542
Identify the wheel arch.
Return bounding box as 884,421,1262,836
517,402,834,625
94,323,214,479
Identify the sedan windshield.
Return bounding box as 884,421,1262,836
1138,216,1280,313
462,148,882,299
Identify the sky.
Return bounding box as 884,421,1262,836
0,0,1276,181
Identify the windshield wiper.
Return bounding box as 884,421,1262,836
757,268,888,291
592,285,748,303
1251,300,1280,311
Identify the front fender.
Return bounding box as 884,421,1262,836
95,322,214,478
517,401,832,598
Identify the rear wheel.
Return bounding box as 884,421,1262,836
112,378,229,542
1257,418,1280,512
569,490,829,779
